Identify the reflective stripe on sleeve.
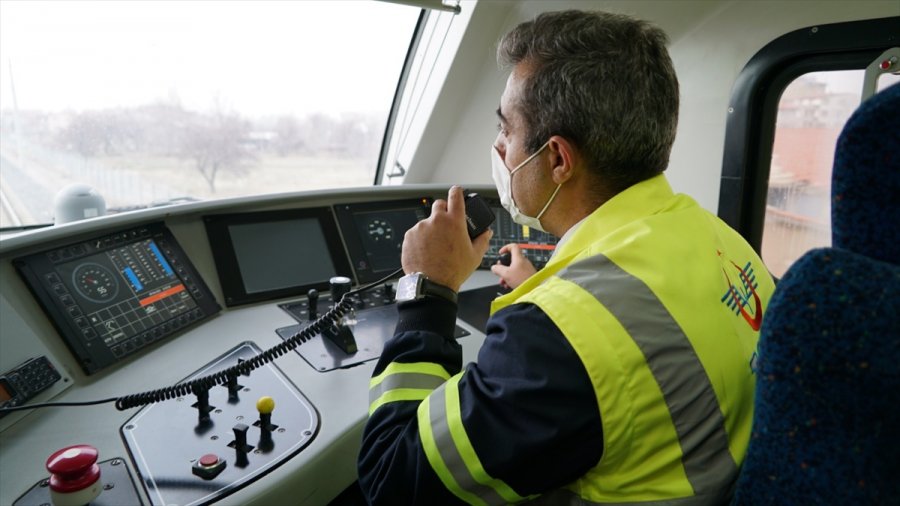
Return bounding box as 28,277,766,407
368,362,450,415
558,253,737,498
417,373,531,505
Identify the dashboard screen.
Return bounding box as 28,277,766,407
205,208,352,306
0,379,12,403
229,220,337,294
13,223,221,374
334,198,431,284
480,198,559,269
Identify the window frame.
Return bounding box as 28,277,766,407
717,16,900,251
374,8,429,185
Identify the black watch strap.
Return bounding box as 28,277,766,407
420,277,458,305
396,272,458,306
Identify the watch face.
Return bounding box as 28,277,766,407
395,273,422,302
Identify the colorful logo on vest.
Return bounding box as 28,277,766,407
720,260,762,331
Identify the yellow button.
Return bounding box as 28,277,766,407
256,396,275,414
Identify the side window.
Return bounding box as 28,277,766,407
762,70,899,276
718,17,899,279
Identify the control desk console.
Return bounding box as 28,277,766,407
121,342,318,506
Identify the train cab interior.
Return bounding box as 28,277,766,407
0,1,897,504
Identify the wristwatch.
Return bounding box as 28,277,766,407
394,272,458,305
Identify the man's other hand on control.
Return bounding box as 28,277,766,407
491,243,537,290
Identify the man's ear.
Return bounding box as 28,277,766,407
547,135,578,184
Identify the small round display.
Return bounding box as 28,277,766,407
72,263,120,303
366,219,393,243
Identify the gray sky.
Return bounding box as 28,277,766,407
0,0,420,117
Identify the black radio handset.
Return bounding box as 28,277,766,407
464,192,495,239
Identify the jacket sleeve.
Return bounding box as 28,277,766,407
357,296,603,505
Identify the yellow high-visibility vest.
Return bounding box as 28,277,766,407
485,174,775,504
408,175,774,505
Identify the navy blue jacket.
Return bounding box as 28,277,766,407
358,296,604,504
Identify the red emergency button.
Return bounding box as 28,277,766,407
46,445,100,493
45,444,103,506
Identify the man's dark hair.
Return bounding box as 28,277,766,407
498,10,679,195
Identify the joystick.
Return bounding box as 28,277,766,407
256,396,277,452
307,288,319,320
45,444,102,506
499,251,512,267
256,396,277,433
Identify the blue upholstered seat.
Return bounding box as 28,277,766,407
732,82,900,504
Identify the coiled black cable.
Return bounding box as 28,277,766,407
0,268,404,414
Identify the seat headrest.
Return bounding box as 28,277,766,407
831,82,900,265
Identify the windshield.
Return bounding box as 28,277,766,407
0,0,420,228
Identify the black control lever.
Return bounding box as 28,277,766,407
192,384,214,424
307,289,319,320
323,276,357,354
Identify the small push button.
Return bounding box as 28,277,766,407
192,453,227,480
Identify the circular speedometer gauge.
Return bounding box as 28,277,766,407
72,263,120,303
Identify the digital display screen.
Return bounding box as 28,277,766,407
53,240,196,347
0,379,13,403
229,219,338,294
14,223,221,374
352,208,425,272
334,199,431,284
480,198,559,269
205,207,352,306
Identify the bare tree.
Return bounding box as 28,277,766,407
56,109,142,157
273,115,304,156
179,105,255,193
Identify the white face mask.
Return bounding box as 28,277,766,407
490,140,562,233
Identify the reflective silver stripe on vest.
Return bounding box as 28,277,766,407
558,254,737,498
368,373,448,404
428,381,508,506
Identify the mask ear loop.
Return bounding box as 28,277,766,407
508,140,552,210
509,140,551,175
535,183,562,220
